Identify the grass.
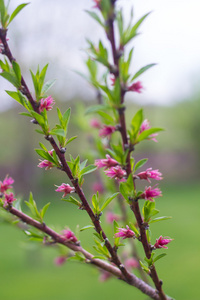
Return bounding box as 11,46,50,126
0,182,199,300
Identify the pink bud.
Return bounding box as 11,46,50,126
154,236,173,249
136,168,163,183
0,175,14,193
62,229,78,243
38,160,54,170
125,258,139,269
114,225,135,239
3,192,16,207
55,183,75,198
90,119,101,129
92,182,104,194
128,81,143,93
95,155,118,169
39,96,55,113
105,166,126,182
106,211,120,224
54,256,67,266
141,185,162,201
139,119,158,142
99,125,116,138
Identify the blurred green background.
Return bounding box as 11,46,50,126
0,96,200,300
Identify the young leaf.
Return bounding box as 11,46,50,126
100,192,119,211
80,225,94,232
134,158,148,172
149,216,172,224
40,202,50,220
8,3,29,25
131,64,156,81
62,196,81,207
153,253,167,263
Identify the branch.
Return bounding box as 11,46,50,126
6,205,169,300
106,1,168,299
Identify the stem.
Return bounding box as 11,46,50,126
6,205,170,300
106,1,167,299
0,27,133,286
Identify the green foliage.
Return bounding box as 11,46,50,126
30,64,55,101
35,143,60,167
117,9,150,46
25,192,50,223
119,174,135,203
142,201,159,223
0,59,21,88
62,196,81,208
0,1,29,28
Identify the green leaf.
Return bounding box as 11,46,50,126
134,158,148,172
85,10,104,27
131,64,156,81
66,136,77,145
131,109,143,134
68,252,85,262
119,182,129,202
149,216,172,224
101,192,119,211
137,127,163,142
80,225,94,232
153,253,167,263
50,128,66,138
79,165,97,176
31,110,45,127
12,61,21,85
40,202,50,220
41,79,56,95
85,104,107,115
92,193,100,214
8,3,29,25
62,196,81,207
139,261,150,274
0,71,19,87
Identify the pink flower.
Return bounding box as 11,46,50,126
128,81,143,93
90,118,101,129
62,229,78,243
48,149,54,156
55,183,75,197
154,236,173,249
114,226,135,239
139,119,158,142
99,125,116,138
3,193,16,207
95,155,119,169
110,75,116,86
0,175,14,193
125,258,139,269
141,185,162,201
105,166,126,182
38,160,54,170
92,0,101,9
92,182,104,194
54,256,67,266
136,168,163,183
99,270,112,282
39,96,55,113
106,211,120,224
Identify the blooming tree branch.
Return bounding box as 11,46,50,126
0,1,173,300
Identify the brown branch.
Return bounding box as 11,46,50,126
6,205,170,300
0,26,134,286
106,1,168,299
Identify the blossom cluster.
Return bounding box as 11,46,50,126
0,175,16,207
95,154,126,182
